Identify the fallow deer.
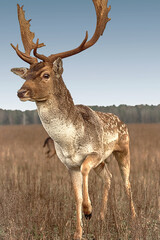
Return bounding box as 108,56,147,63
11,1,136,239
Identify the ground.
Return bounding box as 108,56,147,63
0,124,159,239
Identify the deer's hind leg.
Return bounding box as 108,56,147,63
94,162,112,221
113,146,136,219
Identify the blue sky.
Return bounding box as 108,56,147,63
0,0,160,110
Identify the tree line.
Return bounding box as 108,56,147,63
90,105,160,123
0,104,160,125
0,109,41,125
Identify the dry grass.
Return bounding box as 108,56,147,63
0,124,159,239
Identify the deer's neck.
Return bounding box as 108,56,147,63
36,77,82,144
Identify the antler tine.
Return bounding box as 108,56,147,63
11,4,45,65
11,43,38,64
46,0,111,62
34,31,88,62
33,39,49,62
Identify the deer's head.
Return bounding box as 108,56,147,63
11,58,63,102
11,1,111,103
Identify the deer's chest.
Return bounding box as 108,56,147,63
37,105,77,143
54,141,95,169
37,104,100,169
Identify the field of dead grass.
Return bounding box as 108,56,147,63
0,124,159,239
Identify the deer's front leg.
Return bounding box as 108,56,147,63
69,169,83,240
80,152,101,219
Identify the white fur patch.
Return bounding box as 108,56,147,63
104,131,118,144
37,104,76,144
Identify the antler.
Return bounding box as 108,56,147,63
11,4,45,65
34,0,111,62
12,1,111,64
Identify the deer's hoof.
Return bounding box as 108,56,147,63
84,212,92,220
83,202,92,219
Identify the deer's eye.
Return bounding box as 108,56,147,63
43,73,50,79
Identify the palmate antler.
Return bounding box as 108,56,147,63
11,4,45,64
34,0,111,62
12,0,111,64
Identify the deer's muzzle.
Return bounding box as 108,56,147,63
17,89,29,99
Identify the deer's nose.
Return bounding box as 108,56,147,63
17,89,28,98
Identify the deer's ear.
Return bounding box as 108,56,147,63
53,58,63,77
11,67,28,79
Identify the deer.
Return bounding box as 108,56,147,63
11,1,136,239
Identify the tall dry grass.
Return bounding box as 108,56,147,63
0,124,159,239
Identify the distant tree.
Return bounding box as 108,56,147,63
0,105,160,125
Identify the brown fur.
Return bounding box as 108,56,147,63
12,60,136,239
11,1,136,239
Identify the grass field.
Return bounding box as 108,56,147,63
0,124,159,239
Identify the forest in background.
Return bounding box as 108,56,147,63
0,104,160,125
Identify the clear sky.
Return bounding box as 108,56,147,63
0,0,160,110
